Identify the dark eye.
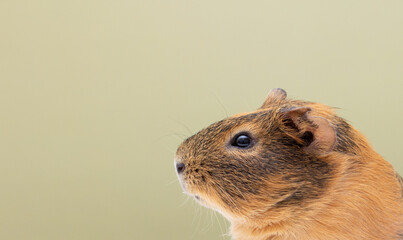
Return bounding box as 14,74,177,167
232,134,252,148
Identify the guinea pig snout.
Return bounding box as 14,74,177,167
176,162,185,174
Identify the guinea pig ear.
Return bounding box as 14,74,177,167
280,107,336,155
259,88,287,109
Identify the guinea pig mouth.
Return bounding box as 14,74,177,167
194,195,209,207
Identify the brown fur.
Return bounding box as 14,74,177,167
175,88,403,239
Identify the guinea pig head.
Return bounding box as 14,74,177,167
174,88,337,224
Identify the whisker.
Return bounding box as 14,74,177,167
213,210,226,239
211,92,229,118
165,177,179,186
225,178,247,201
178,194,191,208
154,133,187,143
214,182,242,214
191,201,204,238
169,117,194,136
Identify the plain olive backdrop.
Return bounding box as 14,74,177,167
1,1,403,240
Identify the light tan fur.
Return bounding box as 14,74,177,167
175,89,403,239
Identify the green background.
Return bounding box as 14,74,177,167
1,1,403,239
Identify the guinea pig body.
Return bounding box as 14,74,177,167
175,89,403,240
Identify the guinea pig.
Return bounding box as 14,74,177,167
174,88,403,240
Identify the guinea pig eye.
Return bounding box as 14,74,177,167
232,134,252,148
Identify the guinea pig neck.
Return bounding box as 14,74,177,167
230,130,403,240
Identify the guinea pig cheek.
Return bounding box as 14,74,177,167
181,171,237,218
183,183,227,215
177,164,211,202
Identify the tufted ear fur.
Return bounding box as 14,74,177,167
280,107,336,155
260,88,287,109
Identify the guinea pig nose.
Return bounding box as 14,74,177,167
176,162,185,174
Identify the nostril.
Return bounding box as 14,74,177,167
176,162,185,174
